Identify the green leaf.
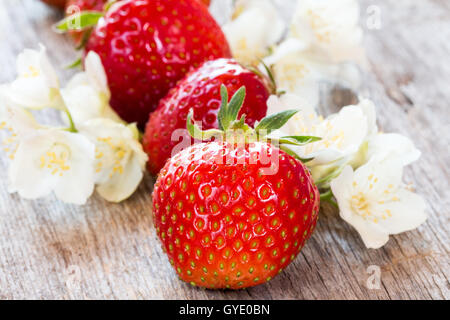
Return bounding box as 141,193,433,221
186,109,222,141
53,11,103,33
65,57,82,69
314,165,346,187
75,28,93,50
255,110,298,136
320,190,338,208
231,114,246,129
217,85,247,132
217,85,229,131
278,135,321,146
227,86,246,125
258,59,277,94
279,145,314,164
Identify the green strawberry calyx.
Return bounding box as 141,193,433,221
53,1,118,54
53,11,104,34
247,60,278,95
53,0,120,34
186,85,321,163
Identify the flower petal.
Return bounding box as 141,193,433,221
10,45,62,110
343,209,390,249
223,0,285,65
85,51,109,96
53,133,96,205
368,133,421,166
290,0,365,65
330,165,354,206
331,166,390,249
96,154,144,203
8,129,96,205
376,188,427,234
265,41,321,107
8,136,59,198
79,119,147,202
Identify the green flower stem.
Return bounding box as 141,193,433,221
320,190,338,209
315,167,345,190
63,105,77,133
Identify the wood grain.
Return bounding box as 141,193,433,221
0,0,448,300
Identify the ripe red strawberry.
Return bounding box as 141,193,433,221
152,87,320,289
84,0,231,128
143,58,272,175
41,0,67,8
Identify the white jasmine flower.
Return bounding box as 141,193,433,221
8,45,64,110
268,94,368,166
8,129,96,205
290,0,365,65
61,51,121,125
368,133,421,166
264,39,322,107
0,88,41,160
79,119,148,203
263,0,365,103
84,51,109,96
352,133,421,169
348,98,420,169
330,162,427,249
357,98,378,138
223,0,285,66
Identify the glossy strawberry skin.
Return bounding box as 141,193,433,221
143,58,271,175
85,0,231,128
41,0,67,8
152,141,320,289
65,0,105,11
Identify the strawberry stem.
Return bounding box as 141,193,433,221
217,85,246,131
186,85,321,157
320,190,338,208
63,106,77,133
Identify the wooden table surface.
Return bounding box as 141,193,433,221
0,0,448,300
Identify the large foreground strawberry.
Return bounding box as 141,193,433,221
79,0,231,127
152,86,320,289
143,58,272,175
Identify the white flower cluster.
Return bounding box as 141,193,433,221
268,94,426,249
0,45,148,205
225,0,427,249
224,0,365,108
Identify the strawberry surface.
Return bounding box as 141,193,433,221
152,141,320,289
65,0,105,11
85,0,231,128
41,0,67,8
143,58,271,175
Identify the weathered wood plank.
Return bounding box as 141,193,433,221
0,0,448,300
